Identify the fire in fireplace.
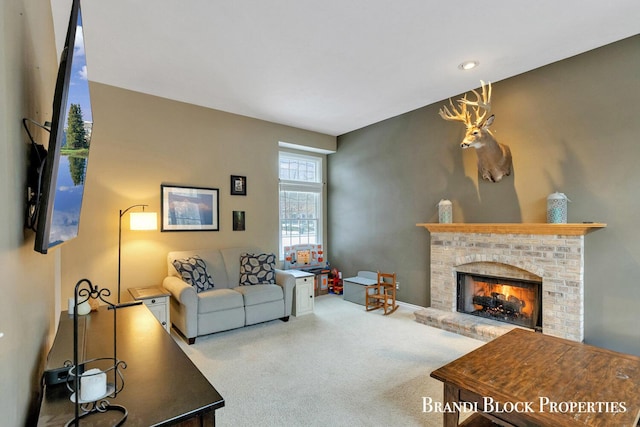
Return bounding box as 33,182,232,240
457,273,542,331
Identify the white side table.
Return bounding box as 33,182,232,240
288,270,315,316
128,286,171,332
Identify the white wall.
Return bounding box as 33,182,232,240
59,82,336,305
1,0,60,424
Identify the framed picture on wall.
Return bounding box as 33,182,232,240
230,175,247,196
233,211,245,231
161,185,219,231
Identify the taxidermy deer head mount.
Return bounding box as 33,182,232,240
439,81,512,183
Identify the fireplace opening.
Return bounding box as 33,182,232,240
457,273,542,331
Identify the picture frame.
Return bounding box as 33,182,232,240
230,175,247,196
233,211,245,231
161,185,219,231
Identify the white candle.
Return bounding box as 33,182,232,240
80,368,107,402
68,297,75,314
77,300,91,315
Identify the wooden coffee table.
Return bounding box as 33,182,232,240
431,328,640,427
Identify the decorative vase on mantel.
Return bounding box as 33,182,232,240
438,199,452,223
547,192,570,224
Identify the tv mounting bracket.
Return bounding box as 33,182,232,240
22,118,50,231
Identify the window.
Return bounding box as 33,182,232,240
279,152,323,257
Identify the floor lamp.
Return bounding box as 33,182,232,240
118,204,157,304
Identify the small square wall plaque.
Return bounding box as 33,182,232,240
230,175,246,196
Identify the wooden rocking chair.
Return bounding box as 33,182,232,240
365,272,398,315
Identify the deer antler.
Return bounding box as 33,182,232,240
438,96,472,128
459,80,492,126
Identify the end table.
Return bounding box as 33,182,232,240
128,286,171,332
287,270,315,316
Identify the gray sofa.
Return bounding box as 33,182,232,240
162,247,296,344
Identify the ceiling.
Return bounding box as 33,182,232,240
52,1,640,137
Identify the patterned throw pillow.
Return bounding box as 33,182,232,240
239,253,276,285
172,255,215,293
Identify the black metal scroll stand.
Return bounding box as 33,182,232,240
65,279,128,426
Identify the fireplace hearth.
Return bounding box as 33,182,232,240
415,223,605,342
457,273,542,331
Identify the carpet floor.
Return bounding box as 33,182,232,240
172,294,483,427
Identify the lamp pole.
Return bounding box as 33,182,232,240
118,204,148,304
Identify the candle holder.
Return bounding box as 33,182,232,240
65,279,128,426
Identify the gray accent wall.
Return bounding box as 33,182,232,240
328,35,640,355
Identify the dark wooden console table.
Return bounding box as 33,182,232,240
431,328,640,427
38,304,224,426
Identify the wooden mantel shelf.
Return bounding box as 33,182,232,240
416,223,606,236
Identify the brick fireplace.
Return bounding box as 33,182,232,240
414,223,605,342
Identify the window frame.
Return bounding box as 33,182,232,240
278,152,324,259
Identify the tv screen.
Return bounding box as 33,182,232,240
34,0,93,254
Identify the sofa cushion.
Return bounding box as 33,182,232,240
168,250,231,289
198,288,244,314
172,255,215,293
220,247,261,286
234,284,283,306
239,253,276,285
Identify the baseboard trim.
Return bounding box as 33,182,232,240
397,300,425,311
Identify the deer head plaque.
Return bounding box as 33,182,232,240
439,81,512,182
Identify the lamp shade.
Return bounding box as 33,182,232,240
129,212,158,230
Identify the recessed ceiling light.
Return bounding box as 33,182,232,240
458,60,479,71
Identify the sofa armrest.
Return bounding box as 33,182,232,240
275,269,296,317
162,276,197,306
162,276,198,339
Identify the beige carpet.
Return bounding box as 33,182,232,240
172,294,483,427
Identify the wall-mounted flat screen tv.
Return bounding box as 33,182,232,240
34,0,93,254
